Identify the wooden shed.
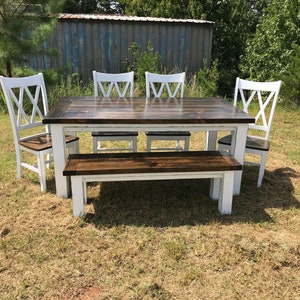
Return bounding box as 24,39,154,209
29,14,214,82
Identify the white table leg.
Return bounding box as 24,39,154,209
51,124,69,198
232,124,248,195
207,131,221,195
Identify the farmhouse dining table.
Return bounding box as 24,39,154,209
43,96,255,198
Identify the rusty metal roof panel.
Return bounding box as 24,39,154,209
59,13,214,24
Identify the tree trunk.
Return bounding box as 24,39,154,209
5,59,12,77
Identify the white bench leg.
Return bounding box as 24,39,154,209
218,171,234,214
70,176,85,217
209,178,220,200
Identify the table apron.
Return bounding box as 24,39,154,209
60,123,239,132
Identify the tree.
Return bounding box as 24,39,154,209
201,0,263,95
281,44,300,105
240,0,300,81
0,0,65,77
63,0,97,13
119,0,269,96
63,0,124,14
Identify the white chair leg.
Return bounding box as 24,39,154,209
46,153,51,169
93,137,98,153
147,137,152,152
37,153,47,192
218,143,228,152
16,149,22,178
175,140,182,151
69,140,79,154
132,137,138,152
206,131,218,151
183,136,190,151
218,171,234,214
257,152,267,187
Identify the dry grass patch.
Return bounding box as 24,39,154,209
0,108,300,299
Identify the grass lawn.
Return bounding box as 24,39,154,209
0,104,299,299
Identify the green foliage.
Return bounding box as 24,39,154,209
196,60,219,98
47,73,93,108
281,44,300,105
63,0,97,13
126,42,219,98
0,88,5,113
202,0,264,96
240,0,300,82
63,0,124,14
128,42,161,95
187,61,219,98
120,0,269,97
0,0,65,77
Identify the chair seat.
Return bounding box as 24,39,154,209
19,133,79,151
92,131,138,137
146,131,191,137
218,134,270,151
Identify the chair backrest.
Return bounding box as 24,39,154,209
0,73,49,143
93,71,134,97
145,71,185,98
234,77,282,140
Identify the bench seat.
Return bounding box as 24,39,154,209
63,151,242,217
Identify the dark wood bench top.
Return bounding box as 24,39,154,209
63,151,242,176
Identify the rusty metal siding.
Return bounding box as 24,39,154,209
29,14,213,82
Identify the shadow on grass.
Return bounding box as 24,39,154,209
82,165,300,227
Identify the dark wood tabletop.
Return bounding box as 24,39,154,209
43,96,255,124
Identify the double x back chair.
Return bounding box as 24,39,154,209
92,70,189,153
91,71,138,153
145,71,190,152
0,73,79,191
218,77,282,187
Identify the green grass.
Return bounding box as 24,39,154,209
0,105,299,299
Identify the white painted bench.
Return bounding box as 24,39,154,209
63,151,242,217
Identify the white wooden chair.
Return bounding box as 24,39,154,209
92,71,138,153
218,77,282,187
0,73,79,191
145,71,190,151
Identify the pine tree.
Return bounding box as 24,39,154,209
0,0,65,77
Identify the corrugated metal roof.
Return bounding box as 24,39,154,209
59,13,214,24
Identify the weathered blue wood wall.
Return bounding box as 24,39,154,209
29,14,214,82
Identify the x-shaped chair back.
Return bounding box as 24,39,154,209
93,71,134,98
145,72,185,98
0,73,49,141
234,77,282,140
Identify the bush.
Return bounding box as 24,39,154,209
128,41,161,95
47,73,93,108
187,60,219,98
281,44,300,106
